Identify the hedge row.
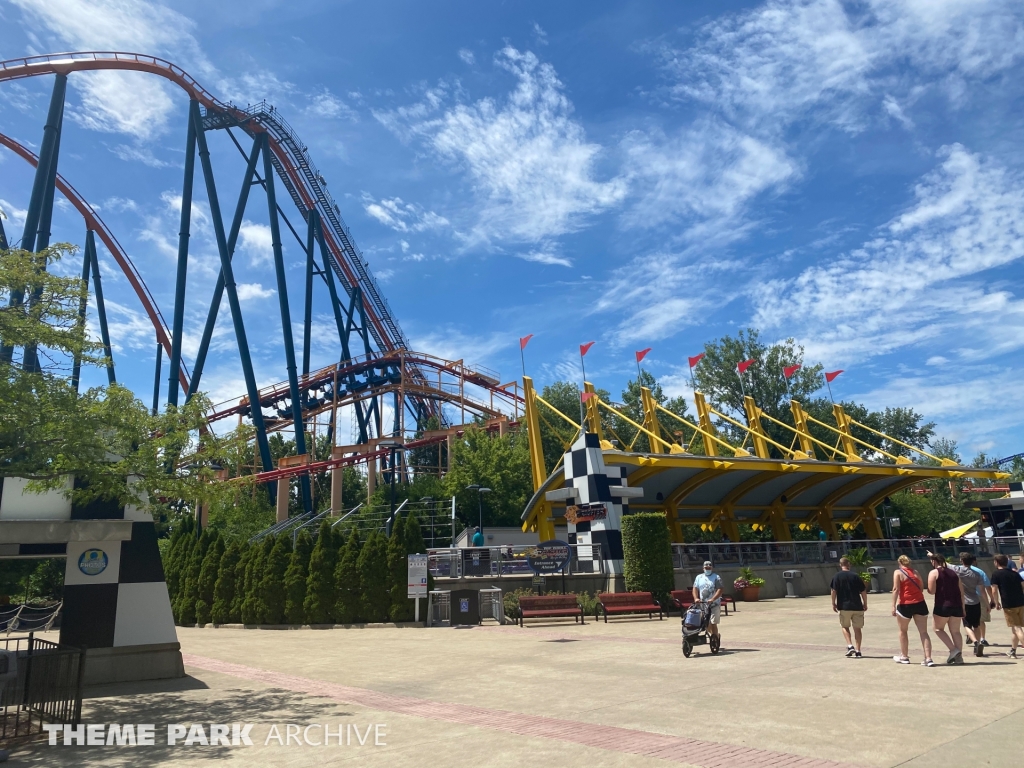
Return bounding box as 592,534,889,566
163,513,429,626
622,512,674,606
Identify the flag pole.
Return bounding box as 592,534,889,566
579,349,588,431
520,345,527,379
826,379,835,405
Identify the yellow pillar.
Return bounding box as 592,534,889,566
790,400,816,458
718,507,741,543
664,506,684,542
832,404,861,461
583,381,603,438
523,376,556,541
769,502,792,541
860,506,885,540
743,396,771,459
641,387,663,453
818,506,839,540
693,392,719,457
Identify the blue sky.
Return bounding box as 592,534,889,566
1,0,1023,458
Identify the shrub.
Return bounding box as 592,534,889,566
736,567,765,588
284,531,313,624
387,517,413,622
358,531,390,622
240,539,270,625
621,512,674,606
261,536,291,624
195,533,224,625
502,587,536,620
576,590,600,617
175,529,210,626
229,545,252,622
334,527,363,623
211,543,241,624
303,522,338,624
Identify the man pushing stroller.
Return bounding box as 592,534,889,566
693,560,724,645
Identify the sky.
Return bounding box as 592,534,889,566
1,0,1023,458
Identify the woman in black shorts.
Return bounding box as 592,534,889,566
892,555,934,666
927,552,966,664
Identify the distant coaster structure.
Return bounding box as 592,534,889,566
0,52,523,516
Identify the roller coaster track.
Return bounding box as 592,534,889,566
0,51,406,353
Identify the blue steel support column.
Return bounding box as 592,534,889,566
186,137,262,400
167,100,198,408
152,342,162,416
302,210,315,378
86,231,115,384
69,237,92,393
0,216,7,250
261,134,312,514
192,109,275,482
1,74,67,366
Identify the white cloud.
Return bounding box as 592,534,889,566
516,249,572,267
458,49,475,65
306,87,356,121
377,46,626,245
237,221,274,267
399,239,410,252
11,0,211,138
236,283,275,301
111,143,171,168
362,195,450,233
0,198,28,229
753,145,1024,363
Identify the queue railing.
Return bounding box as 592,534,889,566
426,544,605,579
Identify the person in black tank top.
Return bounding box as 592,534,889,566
927,552,966,665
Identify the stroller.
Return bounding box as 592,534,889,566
681,600,721,657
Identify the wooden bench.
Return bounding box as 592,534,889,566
597,592,662,622
670,590,735,616
518,594,585,627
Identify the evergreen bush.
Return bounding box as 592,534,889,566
303,522,338,624
211,543,241,625
163,515,194,605
284,531,313,624
195,532,224,625
240,538,270,625
387,517,413,622
358,531,390,622
261,536,291,624
621,512,674,607
334,527,363,624
175,529,209,626
229,544,252,622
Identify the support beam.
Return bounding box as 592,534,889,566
151,341,163,415
261,134,312,514
768,502,791,541
790,400,816,458
521,376,555,541
583,381,602,438
85,231,115,384
832,404,861,461
192,105,275,484
693,392,719,457
69,237,92,393
640,387,663,453
743,396,771,459
186,136,263,400
167,101,198,408
302,209,315,377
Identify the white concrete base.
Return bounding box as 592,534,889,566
84,642,185,686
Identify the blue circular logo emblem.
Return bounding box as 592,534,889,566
78,549,108,576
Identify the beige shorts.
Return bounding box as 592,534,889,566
708,604,721,625
839,610,865,629
1004,606,1024,628
980,598,992,623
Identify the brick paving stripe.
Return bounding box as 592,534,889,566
183,653,863,768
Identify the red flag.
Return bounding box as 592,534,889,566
580,391,596,402
635,347,652,364
687,353,705,368
825,369,844,383
519,334,533,350
580,341,595,357
783,364,801,379
737,358,756,374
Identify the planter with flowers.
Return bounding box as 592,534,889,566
734,567,766,602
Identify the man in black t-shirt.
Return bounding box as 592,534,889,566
991,554,1024,658
830,556,868,657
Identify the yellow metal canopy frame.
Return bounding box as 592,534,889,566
520,377,1007,542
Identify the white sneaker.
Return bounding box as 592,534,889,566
893,655,910,664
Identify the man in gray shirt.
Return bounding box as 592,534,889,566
951,552,985,655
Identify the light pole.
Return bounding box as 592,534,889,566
378,439,402,535
465,484,492,541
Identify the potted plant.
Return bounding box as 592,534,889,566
846,547,873,587
734,567,765,602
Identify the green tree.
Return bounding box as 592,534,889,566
303,522,338,624
387,517,412,621
358,531,390,622
442,428,533,528
240,538,270,625
163,515,195,605
194,532,224,625
613,370,690,452
537,381,611,472
175,529,210,625
334,527,363,623
211,543,241,624
621,512,674,607
284,531,313,624
261,536,291,624
230,545,253,622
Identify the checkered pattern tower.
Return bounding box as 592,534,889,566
545,432,643,575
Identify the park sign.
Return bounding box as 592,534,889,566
527,540,571,575
407,554,428,599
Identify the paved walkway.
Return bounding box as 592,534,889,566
12,595,1024,767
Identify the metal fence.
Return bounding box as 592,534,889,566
0,634,85,746
672,536,1024,569
427,544,605,579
